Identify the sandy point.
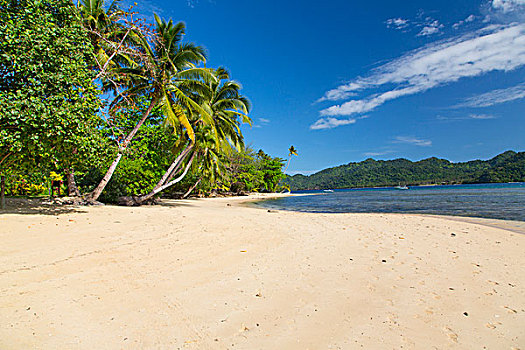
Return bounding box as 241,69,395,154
1,195,524,349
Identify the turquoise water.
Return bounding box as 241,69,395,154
255,183,525,221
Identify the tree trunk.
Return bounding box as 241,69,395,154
152,141,193,191
65,168,81,196
283,156,292,173
182,178,201,199
89,96,158,202
136,151,195,204
1,175,5,210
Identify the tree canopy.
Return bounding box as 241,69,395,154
0,0,103,174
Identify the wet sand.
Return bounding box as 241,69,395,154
1,195,524,349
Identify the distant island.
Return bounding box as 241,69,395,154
286,150,525,190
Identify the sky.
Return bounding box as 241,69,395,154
125,0,525,175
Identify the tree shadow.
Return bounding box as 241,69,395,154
157,198,198,208
0,197,88,216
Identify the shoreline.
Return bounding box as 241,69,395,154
1,196,524,349
289,181,524,192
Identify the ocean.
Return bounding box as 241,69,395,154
254,183,525,221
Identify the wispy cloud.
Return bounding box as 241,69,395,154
437,113,498,121
287,169,321,176
363,150,394,157
316,83,361,102
386,13,444,36
469,113,498,119
393,136,432,146
386,18,409,30
418,20,444,36
453,14,476,29
252,117,270,128
455,83,525,107
310,117,356,130
317,24,525,121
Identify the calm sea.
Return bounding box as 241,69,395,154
255,183,525,221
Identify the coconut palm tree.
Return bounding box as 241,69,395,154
88,14,214,201
206,67,251,148
77,0,129,74
133,67,252,203
283,145,298,173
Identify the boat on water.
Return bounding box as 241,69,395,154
323,189,334,193
395,185,409,190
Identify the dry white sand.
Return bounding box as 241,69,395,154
1,195,524,349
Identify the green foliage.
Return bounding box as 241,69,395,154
225,148,286,193
77,100,179,201
286,151,525,190
6,178,48,197
0,0,104,174
2,169,50,196
0,0,284,202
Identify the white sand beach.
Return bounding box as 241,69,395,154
1,195,524,349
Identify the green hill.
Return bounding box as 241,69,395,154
286,151,525,190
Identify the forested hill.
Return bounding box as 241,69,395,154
286,151,525,190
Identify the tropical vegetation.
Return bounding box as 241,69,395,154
286,151,525,190
0,0,287,206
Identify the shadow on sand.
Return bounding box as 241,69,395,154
0,197,88,216
157,198,198,208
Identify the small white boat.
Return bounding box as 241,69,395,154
395,185,409,190
323,189,334,193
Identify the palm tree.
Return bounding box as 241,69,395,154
283,145,298,173
134,67,251,203
88,14,214,201
207,67,251,148
77,0,129,75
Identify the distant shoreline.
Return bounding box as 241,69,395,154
290,181,524,192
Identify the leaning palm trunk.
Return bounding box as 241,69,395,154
152,141,194,191
136,151,196,204
283,156,292,174
89,96,158,201
181,177,201,199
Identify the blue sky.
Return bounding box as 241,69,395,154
128,0,524,175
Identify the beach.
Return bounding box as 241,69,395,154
1,195,524,349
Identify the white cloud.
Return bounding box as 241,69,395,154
465,14,476,22
287,169,321,176
469,113,498,119
317,82,362,102
456,83,525,107
386,18,409,30
310,117,356,130
252,117,270,128
394,136,432,146
319,24,525,118
417,20,444,36
491,0,525,13
363,150,393,156
386,15,444,36
453,14,477,29
418,26,440,36
437,114,498,120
